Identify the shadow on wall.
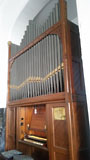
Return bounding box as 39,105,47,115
0,108,6,152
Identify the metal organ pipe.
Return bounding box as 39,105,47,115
10,2,64,101
10,36,63,100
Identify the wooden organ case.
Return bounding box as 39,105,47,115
6,0,90,160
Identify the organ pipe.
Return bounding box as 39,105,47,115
9,2,64,101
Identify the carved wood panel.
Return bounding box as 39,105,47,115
46,103,69,160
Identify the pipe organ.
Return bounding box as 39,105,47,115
6,0,90,160
10,35,64,100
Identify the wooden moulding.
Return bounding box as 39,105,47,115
18,140,48,151
7,92,65,107
7,92,86,108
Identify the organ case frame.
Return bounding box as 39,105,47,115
6,0,90,160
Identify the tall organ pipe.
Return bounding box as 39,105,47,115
9,2,63,100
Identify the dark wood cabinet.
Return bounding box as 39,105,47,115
6,108,16,150
46,103,69,160
6,0,90,160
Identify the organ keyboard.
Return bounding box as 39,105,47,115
24,135,47,147
27,135,47,142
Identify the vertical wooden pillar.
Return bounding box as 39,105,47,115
6,41,11,150
60,1,90,160
60,0,77,160
7,41,11,102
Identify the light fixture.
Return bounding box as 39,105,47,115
34,106,37,114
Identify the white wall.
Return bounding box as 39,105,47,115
76,0,90,123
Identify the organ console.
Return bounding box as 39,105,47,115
6,0,90,160
18,105,48,150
